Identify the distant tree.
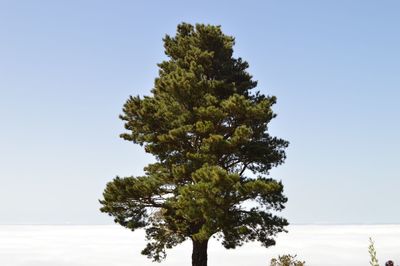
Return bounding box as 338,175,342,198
100,23,289,266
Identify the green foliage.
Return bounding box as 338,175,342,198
100,23,289,263
270,254,306,266
368,238,380,266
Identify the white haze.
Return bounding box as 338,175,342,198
1,225,399,266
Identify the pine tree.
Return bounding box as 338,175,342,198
100,23,289,266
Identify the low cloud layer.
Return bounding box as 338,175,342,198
1,225,399,265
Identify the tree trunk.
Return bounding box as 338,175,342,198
192,239,209,266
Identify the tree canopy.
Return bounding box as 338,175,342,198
100,23,289,266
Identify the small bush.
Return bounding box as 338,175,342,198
269,254,306,266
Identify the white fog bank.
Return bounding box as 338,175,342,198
1,225,399,266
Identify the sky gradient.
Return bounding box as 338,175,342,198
1,0,400,224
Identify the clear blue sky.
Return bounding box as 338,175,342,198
1,0,399,224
